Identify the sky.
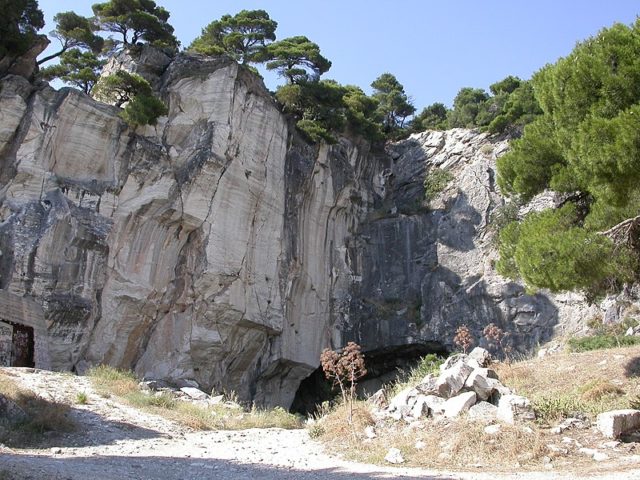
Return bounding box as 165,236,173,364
37,0,639,110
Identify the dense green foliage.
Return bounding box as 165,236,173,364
276,80,381,143
496,20,640,295
0,0,44,58
92,0,178,51
40,49,105,93
410,102,448,131
266,36,331,84
37,11,103,65
93,70,167,125
188,10,276,64
371,73,415,133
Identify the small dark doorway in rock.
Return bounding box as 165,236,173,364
11,323,34,367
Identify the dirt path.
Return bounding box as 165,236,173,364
2,367,640,480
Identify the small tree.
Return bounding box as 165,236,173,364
320,342,367,423
93,70,167,126
266,36,331,84
37,11,103,65
371,72,415,132
92,0,178,51
40,49,105,93
189,10,277,64
453,325,474,353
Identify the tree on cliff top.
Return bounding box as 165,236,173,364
189,10,277,64
371,72,415,132
93,70,167,126
40,49,105,93
37,11,104,65
0,0,44,58
92,0,178,51
266,36,331,84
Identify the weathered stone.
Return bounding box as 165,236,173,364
436,361,474,398
597,409,640,439
180,387,209,400
443,391,476,418
497,395,535,424
468,401,498,422
0,393,27,423
410,395,430,419
384,447,404,464
484,424,501,435
424,395,446,417
416,374,439,395
468,347,491,367
464,369,495,401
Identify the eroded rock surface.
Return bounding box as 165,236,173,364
0,49,635,407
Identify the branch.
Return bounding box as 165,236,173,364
598,215,640,237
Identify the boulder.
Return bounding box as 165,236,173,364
388,387,418,412
497,394,535,424
469,347,492,367
464,369,495,401
443,391,476,418
597,409,640,439
180,387,209,400
416,374,439,396
384,447,404,464
436,361,474,398
411,395,430,419
424,395,446,417
468,401,498,422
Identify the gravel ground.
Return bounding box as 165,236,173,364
2,367,640,480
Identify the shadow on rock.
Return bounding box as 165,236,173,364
625,356,640,378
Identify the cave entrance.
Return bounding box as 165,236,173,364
290,342,448,415
0,321,35,368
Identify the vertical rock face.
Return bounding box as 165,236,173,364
344,130,602,355
0,50,631,407
0,53,379,407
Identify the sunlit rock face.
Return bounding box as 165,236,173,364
0,49,619,407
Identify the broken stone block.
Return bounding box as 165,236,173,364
443,391,476,418
436,361,474,398
497,394,535,424
424,395,446,417
464,369,496,401
180,386,209,400
597,409,640,439
468,401,498,422
469,347,492,367
384,447,404,464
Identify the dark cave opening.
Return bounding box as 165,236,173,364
290,342,448,415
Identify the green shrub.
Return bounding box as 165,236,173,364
567,334,640,352
424,167,454,202
76,391,88,404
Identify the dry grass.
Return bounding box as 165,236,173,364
87,365,302,431
313,400,547,469
495,345,640,423
0,371,76,447
313,345,640,472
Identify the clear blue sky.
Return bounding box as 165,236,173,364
38,0,639,110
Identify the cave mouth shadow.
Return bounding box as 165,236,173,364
289,342,448,416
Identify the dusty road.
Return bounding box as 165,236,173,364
2,368,640,480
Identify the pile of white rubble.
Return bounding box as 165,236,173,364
375,347,535,424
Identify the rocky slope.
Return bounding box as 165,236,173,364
0,48,634,407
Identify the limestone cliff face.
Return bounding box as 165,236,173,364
0,52,380,406
0,50,631,406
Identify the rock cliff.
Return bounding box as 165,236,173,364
0,49,631,407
